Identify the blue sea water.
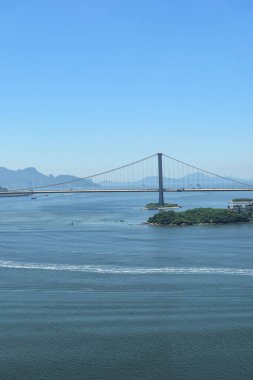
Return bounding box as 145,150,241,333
1,192,253,380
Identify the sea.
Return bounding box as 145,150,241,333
1,191,253,380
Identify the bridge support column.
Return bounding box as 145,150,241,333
158,153,164,206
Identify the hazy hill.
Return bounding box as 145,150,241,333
98,173,253,189
0,167,94,189
99,174,212,187
1,167,251,190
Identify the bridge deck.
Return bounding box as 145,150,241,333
1,188,253,196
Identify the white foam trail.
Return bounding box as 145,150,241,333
0,260,253,276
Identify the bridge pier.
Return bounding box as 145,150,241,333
158,153,164,206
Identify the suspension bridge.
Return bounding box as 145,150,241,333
2,153,253,205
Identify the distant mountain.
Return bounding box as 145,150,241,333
98,174,212,188
0,167,95,189
0,186,8,192
3,166,251,190
98,173,253,189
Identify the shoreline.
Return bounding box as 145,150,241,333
143,206,181,210
147,220,253,228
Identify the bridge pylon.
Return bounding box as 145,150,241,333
157,153,164,206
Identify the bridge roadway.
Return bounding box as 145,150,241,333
1,188,253,196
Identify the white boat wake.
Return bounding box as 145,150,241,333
0,260,253,276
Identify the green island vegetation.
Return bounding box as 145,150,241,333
145,202,179,210
232,198,253,203
148,208,253,226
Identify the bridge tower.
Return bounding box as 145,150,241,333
157,153,164,206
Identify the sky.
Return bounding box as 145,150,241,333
1,0,253,178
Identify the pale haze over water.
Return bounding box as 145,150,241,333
1,192,253,379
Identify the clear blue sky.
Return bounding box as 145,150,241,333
1,0,253,177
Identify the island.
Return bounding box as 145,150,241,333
231,198,253,203
147,207,253,226
145,202,180,210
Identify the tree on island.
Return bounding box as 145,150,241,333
232,198,253,203
148,208,252,226
145,202,179,210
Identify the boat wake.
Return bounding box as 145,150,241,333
0,260,253,276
